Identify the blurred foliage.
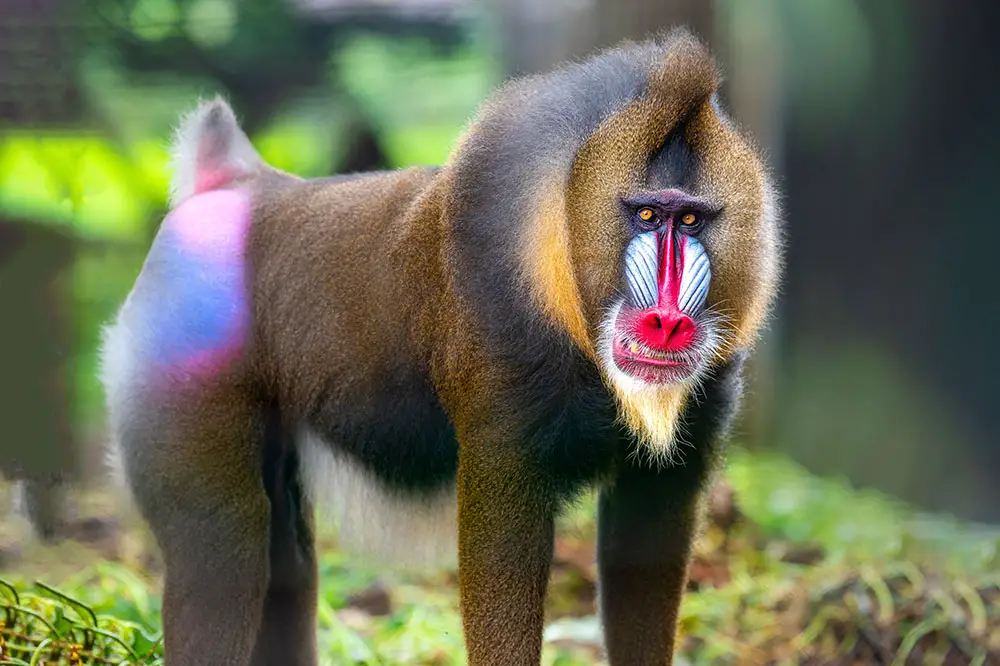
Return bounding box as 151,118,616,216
0,577,161,665
0,135,161,240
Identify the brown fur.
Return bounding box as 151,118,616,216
686,104,783,353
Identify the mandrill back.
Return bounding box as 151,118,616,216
100,28,781,666
247,168,462,494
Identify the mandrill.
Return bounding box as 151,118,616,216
99,28,782,666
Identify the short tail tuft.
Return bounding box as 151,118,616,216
169,96,265,208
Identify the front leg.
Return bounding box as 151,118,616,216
597,455,703,664
457,438,556,666
598,353,747,665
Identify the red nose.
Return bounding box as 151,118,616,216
635,310,696,352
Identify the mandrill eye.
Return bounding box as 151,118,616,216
635,207,658,230
680,212,698,226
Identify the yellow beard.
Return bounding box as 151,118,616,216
614,381,690,467
597,301,698,467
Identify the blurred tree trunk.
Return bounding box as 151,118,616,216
0,220,77,539
714,2,786,452
592,0,715,47
339,102,391,173
771,0,1000,521
0,0,83,538
487,0,715,77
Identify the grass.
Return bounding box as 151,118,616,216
2,446,999,665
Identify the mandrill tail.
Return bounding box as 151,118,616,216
168,97,268,208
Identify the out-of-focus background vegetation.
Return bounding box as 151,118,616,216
1,0,999,664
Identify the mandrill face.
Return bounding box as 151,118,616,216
565,95,781,459
471,34,782,460
607,188,719,386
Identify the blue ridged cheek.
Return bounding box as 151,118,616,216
676,235,711,315
623,231,711,314
624,231,660,310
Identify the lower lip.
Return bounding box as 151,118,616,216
611,337,699,383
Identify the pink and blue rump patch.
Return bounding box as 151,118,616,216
133,189,251,379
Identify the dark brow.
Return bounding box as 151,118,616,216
620,189,721,218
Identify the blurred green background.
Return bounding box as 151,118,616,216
2,0,1000,664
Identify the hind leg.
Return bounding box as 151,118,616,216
119,381,270,666
250,412,318,666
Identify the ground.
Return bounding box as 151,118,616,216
0,448,998,665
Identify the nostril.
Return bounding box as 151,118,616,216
666,319,682,339
640,312,663,330
635,312,696,352
665,316,696,350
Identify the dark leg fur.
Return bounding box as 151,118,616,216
122,382,271,666
597,460,701,664
457,438,556,666
251,408,318,666
597,353,747,665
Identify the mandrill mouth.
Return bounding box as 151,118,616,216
608,302,708,385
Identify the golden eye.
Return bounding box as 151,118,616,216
638,207,655,222
680,212,698,226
